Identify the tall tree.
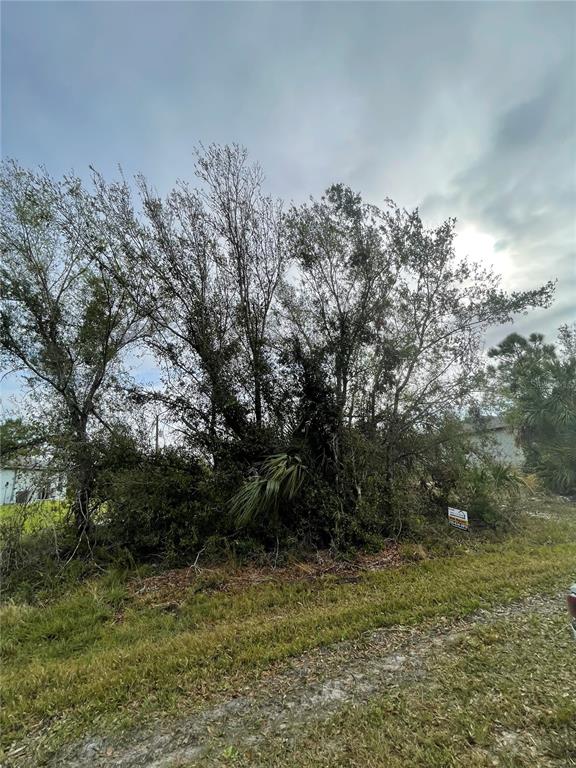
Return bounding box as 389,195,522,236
0,162,148,536
283,186,555,517
95,145,287,459
195,144,287,429
94,169,247,453
283,184,397,434
373,204,554,490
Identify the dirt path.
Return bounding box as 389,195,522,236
27,593,562,768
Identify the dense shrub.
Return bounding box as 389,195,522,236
1,152,556,574
100,450,217,561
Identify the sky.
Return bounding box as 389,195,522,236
1,0,575,401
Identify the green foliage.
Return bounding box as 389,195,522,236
0,499,67,534
0,501,80,600
0,418,45,462
453,462,524,530
229,452,308,527
0,161,149,537
100,449,212,561
488,325,576,494
0,150,560,562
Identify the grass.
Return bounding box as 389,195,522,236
229,609,576,767
0,500,67,534
1,496,575,763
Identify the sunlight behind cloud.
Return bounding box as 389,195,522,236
454,227,514,285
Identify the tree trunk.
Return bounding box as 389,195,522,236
69,422,95,541
72,480,93,539
254,378,262,427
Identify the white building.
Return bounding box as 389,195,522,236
0,462,66,505
469,417,525,468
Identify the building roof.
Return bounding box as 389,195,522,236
462,415,512,434
0,460,61,472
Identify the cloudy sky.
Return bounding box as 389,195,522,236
1,0,575,395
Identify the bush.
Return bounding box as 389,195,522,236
450,461,524,531
100,449,219,561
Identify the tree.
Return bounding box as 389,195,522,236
0,161,148,537
195,145,287,430
94,144,287,462
2,154,558,551
281,186,555,525
281,185,397,476
488,326,576,494
0,417,45,463
371,204,554,502
231,184,555,539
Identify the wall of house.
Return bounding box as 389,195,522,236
487,429,525,467
469,424,525,468
0,468,17,505
0,467,65,505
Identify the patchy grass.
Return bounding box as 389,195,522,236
1,496,575,764
230,610,575,767
0,500,67,534
0,501,75,602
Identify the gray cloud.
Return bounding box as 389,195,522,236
421,57,575,342
1,0,574,357
495,87,555,150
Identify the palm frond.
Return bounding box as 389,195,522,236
229,453,308,526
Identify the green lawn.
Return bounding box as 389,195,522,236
1,496,575,764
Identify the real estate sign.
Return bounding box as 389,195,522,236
448,507,469,531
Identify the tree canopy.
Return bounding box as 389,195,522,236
488,326,576,494
0,147,558,547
